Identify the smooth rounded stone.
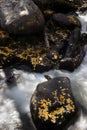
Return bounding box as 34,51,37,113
52,13,81,29
30,77,78,130
0,0,45,34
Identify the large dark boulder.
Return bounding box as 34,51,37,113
0,0,45,34
30,77,78,130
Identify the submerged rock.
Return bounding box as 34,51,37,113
0,0,45,34
30,77,78,130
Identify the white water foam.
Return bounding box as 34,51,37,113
78,11,87,34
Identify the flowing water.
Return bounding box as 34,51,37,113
78,10,87,34
0,11,87,130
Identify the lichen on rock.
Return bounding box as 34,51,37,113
30,77,78,130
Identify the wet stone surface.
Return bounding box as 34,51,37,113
30,77,78,130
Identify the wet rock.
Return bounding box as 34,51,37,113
30,77,78,130
59,27,85,71
65,27,81,57
0,0,45,34
52,13,81,29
